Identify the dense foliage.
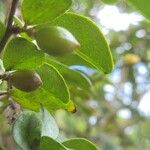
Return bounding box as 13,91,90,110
0,0,150,150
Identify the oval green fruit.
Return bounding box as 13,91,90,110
34,26,80,56
9,70,42,92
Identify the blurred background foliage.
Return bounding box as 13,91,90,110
0,0,150,150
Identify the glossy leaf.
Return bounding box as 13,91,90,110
12,111,42,150
39,107,59,139
128,0,150,20
40,136,67,150
12,64,75,112
46,56,91,90
37,64,69,103
22,0,72,25
3,37,44,70
63,138,99,150
53,12,114,73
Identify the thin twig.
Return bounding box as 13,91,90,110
0,91,8,96
0,0,19,53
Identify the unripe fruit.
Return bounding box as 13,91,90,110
9,70,42,92
34,26,80,56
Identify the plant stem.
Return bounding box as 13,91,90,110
0,0,19,53
0,91,8,96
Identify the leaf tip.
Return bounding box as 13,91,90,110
66,101,77,113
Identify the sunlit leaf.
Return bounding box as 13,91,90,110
12,64,75,112
63,138,99,150
22,0,72,25
46,56,91,90
3,37,44,70
40,136,67,150
53,12,114,73
129,0,150,20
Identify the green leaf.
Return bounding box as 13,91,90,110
13,16,32,41
53,12,114,73
0,21,5,39
62,138,99,150
12,64,75,112
46,56,91,90
13,16,24,27
39,107,59,139
128,0,150,20
56,134,67,143
37,64,69,103
57,53,94,68
102,0,117,4
19,32,33,42
40,136,67,150
12,111,42,150
12,88,65,112
22,0,72,25
3,37,44,70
